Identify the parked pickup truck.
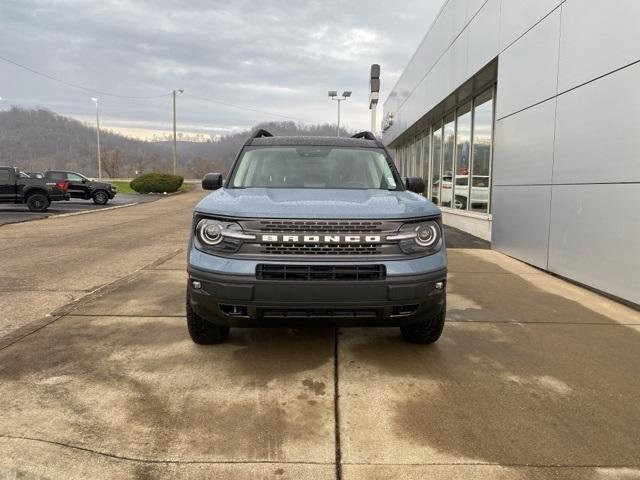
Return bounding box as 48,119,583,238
186,130,447,345
43,170,116,205
0,166,70,212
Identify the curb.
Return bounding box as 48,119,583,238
50,202,140,219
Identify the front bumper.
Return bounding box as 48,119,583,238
188,266,447,327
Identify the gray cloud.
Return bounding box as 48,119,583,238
0,0,445,137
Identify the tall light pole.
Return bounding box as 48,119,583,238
172,89,184,175
91,97,102,179
369,64,380,135
328,90,351,137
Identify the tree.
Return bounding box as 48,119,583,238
102,149,122,178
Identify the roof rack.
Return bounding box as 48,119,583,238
252,129,273,138
351,131,377,141
244,128,274,146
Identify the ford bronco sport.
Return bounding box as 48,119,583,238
186,130,447,344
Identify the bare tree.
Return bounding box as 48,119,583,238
102,149,122,178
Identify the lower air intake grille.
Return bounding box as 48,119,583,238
262,243,381,256
256,264,386,281
262,308,378,319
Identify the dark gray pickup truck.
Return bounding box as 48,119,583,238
0,166,70,212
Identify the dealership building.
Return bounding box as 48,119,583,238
382,0,639,305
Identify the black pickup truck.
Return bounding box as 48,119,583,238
44,170,116,205
0,166,70,212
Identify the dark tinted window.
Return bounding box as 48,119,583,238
0,169,10,183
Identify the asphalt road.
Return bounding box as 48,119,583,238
0,193,159,226
1,191,640,479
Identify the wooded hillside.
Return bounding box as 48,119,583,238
0,107,352,178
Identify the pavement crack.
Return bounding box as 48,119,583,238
342,461,640,468
446,320,640,326
0,434,332,466
333,327,342,480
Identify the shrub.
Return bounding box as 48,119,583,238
130,173,183,194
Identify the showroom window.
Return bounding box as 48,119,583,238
431,122,442,205
421,129,431,196
441,113,455,208
413,135,422,179
454,102,472,210
470,89,493,213
393,86,494,213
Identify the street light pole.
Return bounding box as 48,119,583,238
369,64,381,136
91,97,102,179
172,89,184,175
337,98,341,137
328,90,351,137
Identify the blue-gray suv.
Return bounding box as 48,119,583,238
186,130,447,344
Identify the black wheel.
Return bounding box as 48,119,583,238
454,195,468,210
92,190,109,205
400,299,446,344
26,193,50,212
186,291,229,344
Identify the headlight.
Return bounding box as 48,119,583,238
415,223,439,247
388,220,442,255
195,218,256,254
199,221,223,245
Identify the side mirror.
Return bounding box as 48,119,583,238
405,176,425,194
202,173,223,191
81,178,87,184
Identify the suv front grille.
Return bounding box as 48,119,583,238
235,218,404,258
262,243,381,256
256,264,386,281
257,220,384,233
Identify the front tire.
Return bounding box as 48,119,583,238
92,190,109,205
186,291,230,344
400,299,446,344
26,193,50,212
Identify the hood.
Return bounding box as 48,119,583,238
91,181,113,189
195,188,440,219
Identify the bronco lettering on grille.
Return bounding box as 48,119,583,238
260,234,382,243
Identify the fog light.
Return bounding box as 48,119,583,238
435,281,444,290
192,281,202,289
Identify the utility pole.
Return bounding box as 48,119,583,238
337,98,341,137
172,89,183,175
369,64,380,135
91,97,102,179
328,90,352,137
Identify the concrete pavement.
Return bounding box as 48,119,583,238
1,197,640,479
0,188,203,338
0,193,158,226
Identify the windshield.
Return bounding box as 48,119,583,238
230,146,399,190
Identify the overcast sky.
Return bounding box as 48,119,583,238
0,0,446,139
